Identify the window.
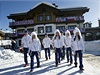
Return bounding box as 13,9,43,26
45,15,51,21
56,26,65,31
38,15,43,22
96,32,100,36
17,29,24,33
37,12,52,22
83,24,85,28
27,28,34,33
46,26,52,33
45,12,52,21
38,27,44,33
89,24,91,28
86,33,92,36
68,25,76,29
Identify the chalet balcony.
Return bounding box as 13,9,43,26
56,16,84,23
9,20,34,26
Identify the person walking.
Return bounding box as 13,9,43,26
52,29,63,67
65,30,73,64
60,31,65,60
29,32,41,72
42,33,51,60
73,27,85,71
21,30,31,67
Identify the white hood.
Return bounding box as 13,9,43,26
73,27,82,38
52,29,63,48
54,29,61,36
31,32,39,40
65,30,71,38
29,31,41,52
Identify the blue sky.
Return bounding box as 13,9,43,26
0,0,100,31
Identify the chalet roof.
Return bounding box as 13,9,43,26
7,2,89,19
60,7,89,11
0,30,5,36
1,30,13,34
8,11,27,17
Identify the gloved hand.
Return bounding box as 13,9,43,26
18,47,23,53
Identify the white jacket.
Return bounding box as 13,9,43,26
21,35,31,48
73,27,85,52
65,37,72,48
73,38,85,52
42,37,51,48
29,39,41,52
60,35,65,46
65,30,72,48
29,32,41,52
52,29,63,48
53,37,63,48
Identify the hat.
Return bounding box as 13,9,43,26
24,30,28,33
54,29,61,36
45,33,48,35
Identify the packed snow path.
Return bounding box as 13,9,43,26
0,50,100,75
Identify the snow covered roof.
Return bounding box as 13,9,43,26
9,2,57,16
1,30,13,34
31,2,57,9
10,11,27,16
59,7,89,11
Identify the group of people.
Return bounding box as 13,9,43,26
21,27,85,72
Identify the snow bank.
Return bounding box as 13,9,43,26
0,49,23,60
0,40,12,46
85,40,100,55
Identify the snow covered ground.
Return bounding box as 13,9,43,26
0,50,100,75
0,40,100,75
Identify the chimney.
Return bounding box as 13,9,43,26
52,3,58,7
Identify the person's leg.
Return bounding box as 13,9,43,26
58,48,61,63
60,48,62,59
23,48,28,65
45,48,48,60
62,46,65,59
66,48,69,62
55,48,58,66
35,51,40,67
69,47,73,64
48,48,51,59
74,51,77,67
78,50,84,70
30,52,34,70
